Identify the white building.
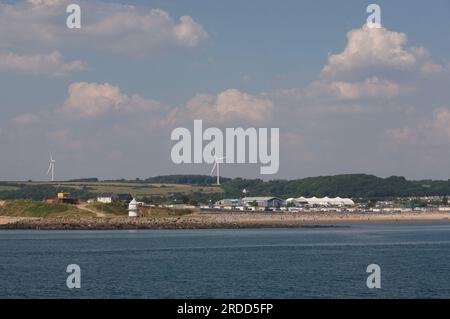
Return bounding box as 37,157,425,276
286,196,355,207
97,193,119,203
97,193,132,204
128,198,139,217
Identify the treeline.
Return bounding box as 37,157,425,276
67,178,99,183
88,175,230,185
132,174,450,199
221,174,450,199
143,175,231,185
139,191,223,206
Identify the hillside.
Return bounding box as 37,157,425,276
140,174,450,199
0,200,94,218
221,174,450,199
0,181,222,202
1,174,450,202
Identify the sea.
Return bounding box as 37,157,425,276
1,221,450,299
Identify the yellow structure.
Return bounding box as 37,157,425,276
57,193,70,199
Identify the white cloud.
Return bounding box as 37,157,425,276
272,76,410,117
321,25,427,79
61,82,162,118
386,107,450,146
27,0,66,6
174,16,208,48
0,51,86,76
169,89,274,125
271,24,448,116
300,77,405,100
12,113,39,125
0,1,208,56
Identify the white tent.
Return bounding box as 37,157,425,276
293,196,355,207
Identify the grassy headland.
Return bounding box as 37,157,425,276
0,200,94,218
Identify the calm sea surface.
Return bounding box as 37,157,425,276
1,222,450,298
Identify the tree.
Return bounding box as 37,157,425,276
249,200,258,207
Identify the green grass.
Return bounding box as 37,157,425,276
0,200,193,219
86,202,128,216
27,181,223,197
139,206,193,218
0,200,94,218
0,185,20,191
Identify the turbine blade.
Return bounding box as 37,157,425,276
46,163,52,175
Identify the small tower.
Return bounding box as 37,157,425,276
128,198,139,217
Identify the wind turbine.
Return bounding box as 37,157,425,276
47,153,55,182
210,156,226,185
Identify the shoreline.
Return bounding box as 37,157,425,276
1,211,450,230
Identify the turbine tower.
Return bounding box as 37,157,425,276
47,153,55,182
210,156,226,185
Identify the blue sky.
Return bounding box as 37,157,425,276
1,0,450,181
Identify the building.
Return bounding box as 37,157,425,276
286,196,355,207
128,198,139,217
97,193,119,203
117,193,133,203
241,197,284,208
97,193,133,204
215,198,241,206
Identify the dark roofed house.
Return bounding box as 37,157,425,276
241,197,285,208
117,193,133,204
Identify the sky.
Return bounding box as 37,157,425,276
1,0,450,181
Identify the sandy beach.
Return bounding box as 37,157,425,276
0,210,449,230
195,211,450,223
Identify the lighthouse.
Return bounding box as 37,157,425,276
128,198,139,217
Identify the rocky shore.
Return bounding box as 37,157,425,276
1,210,450,230
0,216,316,230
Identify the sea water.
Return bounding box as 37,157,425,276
0,222,449,298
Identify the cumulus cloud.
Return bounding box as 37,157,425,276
61,82,162,118
174,16,208,48
168,89,274,125
272,24,448,116
321,25,430,80
0,51,86,76
0,1,208,56
28,83,273,130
